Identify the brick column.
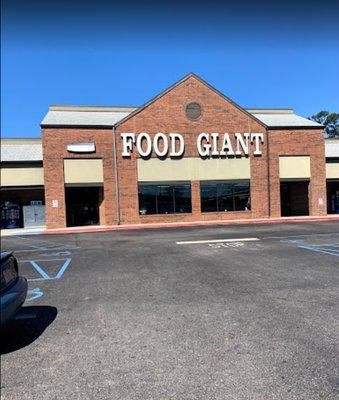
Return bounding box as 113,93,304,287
102,157,118,225
269,155,281,218
250,143,270,219
309,151,327,216
191,180,201,216
98,186,106,225
43,158,67,229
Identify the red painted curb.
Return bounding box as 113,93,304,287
42,216,339,235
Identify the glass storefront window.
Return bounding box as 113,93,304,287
217,183,234,211
157,185,173,214
233,182,251,211
138,183,192,215
201,181,250,212
174,184,192,213
200,184,217,212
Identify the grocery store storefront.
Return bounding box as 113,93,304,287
1,74,339,230
40,74,333,229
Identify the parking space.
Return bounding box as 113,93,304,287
275,233,339,257
1,221,339,400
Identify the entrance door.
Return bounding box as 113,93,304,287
327,181,339,214
65,187,100,227
23,205,46,227
280,181,309,216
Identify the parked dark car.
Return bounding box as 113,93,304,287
0,252,27,326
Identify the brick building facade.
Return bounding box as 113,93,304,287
2,74,338,229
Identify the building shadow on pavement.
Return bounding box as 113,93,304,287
0,306,57,355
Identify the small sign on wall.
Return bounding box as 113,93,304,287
67,142,95,153
318,198,323,205
31,200,43,206
52,200,59,208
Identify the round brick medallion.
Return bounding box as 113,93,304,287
185,102,202,121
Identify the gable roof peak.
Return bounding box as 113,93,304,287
115,72,267,128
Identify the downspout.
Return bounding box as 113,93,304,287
266,128,271,218
112,125,120,225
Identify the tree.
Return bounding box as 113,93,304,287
309,111,339,138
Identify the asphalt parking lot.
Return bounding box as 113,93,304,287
1,221,338,400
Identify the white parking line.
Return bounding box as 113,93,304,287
176,238,260,245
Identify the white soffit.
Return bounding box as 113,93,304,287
325,141,339,158
1,144,43,161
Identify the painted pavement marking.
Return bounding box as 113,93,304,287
277,234,339,258
9,235,80,254
298,244,339,257
25,258,72,281
207,242,245,249
30,261,50,280
14,247,79,254
176,238,260,245
26,288,44,302
263,232,339,240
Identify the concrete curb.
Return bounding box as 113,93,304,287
39,215,339,235
2,215,338,237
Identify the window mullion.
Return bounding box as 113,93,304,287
173,187,176,213
155,186,158,214
216,184,219,212
232,184,235,211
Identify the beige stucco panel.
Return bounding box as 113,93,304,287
279,156,311,179
137,157,250,182
326,163,339,179
1,167,44,186
64,159,103,184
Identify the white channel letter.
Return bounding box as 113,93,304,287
169,133,185,157
153,133,169,157
210,133,219,156
219,133,234,156
251,133,264,155
235,133,250,156
121,133,135,157
136,133,152,157
197,133,211,157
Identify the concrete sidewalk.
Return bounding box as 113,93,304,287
1,215,339,237
1,226,46,237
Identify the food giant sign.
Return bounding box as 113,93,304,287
121,132,264,158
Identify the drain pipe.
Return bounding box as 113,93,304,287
112,126,121,225
267,128,271,218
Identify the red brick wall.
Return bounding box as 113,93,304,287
268,129,327,217
42,128,117,229
42,76,327,228
115,75,269,224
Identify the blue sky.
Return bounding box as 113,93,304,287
2,0,339,137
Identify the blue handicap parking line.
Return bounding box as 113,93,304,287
280,238,339,257
30,261,51,280
298,245,339,257
27,258,72,281
55,258,72,279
